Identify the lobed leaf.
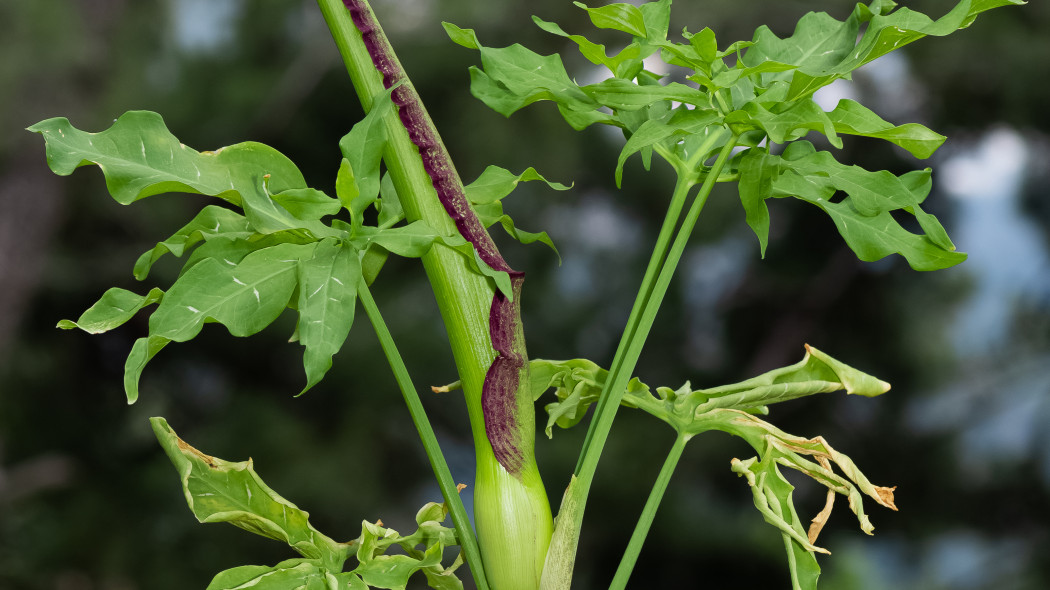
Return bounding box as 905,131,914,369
296,239,362,394
738,142,965,270
149,242,314,343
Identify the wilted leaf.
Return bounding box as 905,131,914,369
151,417,350,571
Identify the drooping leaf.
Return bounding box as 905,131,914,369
57,287,164,334
151,417,350,571
124,335,170,404
296,239,362,394
736,147,780,257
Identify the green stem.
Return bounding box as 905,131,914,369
357,282,489,588
575,130,724,473
609,434,689,590
544,133,739,590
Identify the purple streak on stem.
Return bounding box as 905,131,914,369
345,0,527,474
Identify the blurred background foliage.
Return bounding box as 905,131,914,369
1,0,1048,588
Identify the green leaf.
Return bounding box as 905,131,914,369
378,172,405,228
615,108,721,186
149,242,314,343
207,559,343,590
737,147,780,257
463,165,571,205
730,99,841,149
771,144,966,270
732,456,823,590
689,27,718,63
346,502,464,590
353,222,513,299
582,78,710,111
151,417,350,571
783,0,1027,101
57,287,164,334
133,205,254,280
124,335,170,404
339,87,397,225
296,239,362,394
572,2,647,38
531,16,642,75
27,112,337,240
826,99,946,159
272,188,342,221
637,0,672,43
28,111,304,205
445,24,601,127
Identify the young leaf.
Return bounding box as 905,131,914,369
296,239,362,394
57,287,164,334
151,417,350,571
339,86,397,220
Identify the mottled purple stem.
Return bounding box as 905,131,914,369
344,0,527,473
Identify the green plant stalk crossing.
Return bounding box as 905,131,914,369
357,281,486,587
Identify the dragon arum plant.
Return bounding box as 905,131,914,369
29,0,1023,587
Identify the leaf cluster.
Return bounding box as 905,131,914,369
530,346,896,588
446,0,1024,270
152,418,464,590
30,90,564,402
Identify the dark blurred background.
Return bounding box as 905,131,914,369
2,0,1048,588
